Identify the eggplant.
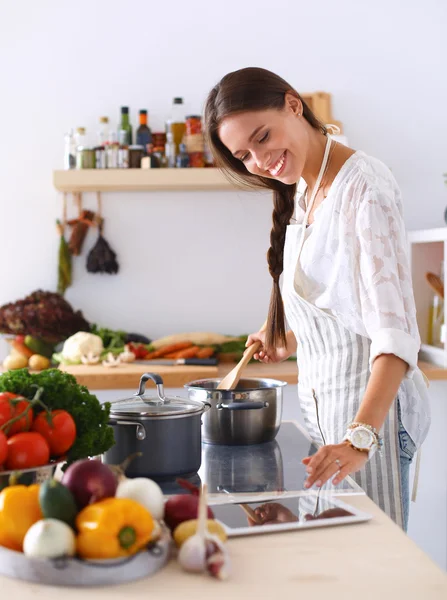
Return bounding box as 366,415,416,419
125,333,151,345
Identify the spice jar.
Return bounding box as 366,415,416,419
152,132,167,153
129,145,145,168
185,116,204,168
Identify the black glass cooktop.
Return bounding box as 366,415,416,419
158,421,363,496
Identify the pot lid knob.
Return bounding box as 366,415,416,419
135,372,166,403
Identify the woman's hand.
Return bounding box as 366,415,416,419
246,330,296,363
302,441,368,488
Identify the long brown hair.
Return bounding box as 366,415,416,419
204,67,327,350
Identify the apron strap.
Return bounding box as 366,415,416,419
296,136,332,261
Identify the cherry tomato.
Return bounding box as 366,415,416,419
6,432,50,470
0,430,7,465
31,410,76,456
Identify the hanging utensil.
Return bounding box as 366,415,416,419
425,272,444,299
86,192,119,274
216,341,262,390
56,193,72,295
67,192,96,256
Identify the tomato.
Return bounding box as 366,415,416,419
127,343,148,360
0,431,7,465
0,393,33,435
5,432,50,470
31,410,76,456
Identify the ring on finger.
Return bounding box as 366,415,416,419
334,458,342,467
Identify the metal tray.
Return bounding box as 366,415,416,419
0,529,171,586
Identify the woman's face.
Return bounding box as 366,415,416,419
218,94,308,185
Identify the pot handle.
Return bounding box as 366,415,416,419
109,419,146,440
216,401,268,411
136,373,165,402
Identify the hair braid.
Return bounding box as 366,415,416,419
265,183,296,350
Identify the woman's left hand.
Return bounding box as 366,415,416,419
302,441,368,488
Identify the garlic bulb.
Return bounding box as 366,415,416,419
119,345,136,363
177,484,230,580
102,352,121,368
81,352,101,365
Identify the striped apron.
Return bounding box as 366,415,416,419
282,199,403,528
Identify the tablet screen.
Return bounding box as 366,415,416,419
211,494,368,536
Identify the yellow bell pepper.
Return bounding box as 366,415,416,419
0,484,42,551
76,497,154,560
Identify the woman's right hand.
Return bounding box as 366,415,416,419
246,330,295,364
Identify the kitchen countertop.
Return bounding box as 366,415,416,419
1,493,446,598
1,421,446,596
60,359,447,389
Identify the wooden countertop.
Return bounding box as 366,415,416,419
2,493,446,598
60,359,446,390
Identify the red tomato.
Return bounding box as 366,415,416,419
0,430,7,465
0,393,15,428
31,410,76,456
0,392,33,435
6,432,50,470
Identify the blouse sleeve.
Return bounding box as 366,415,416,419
355,187,421,377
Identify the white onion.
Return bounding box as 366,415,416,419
116,477,164,521
23,519,76,558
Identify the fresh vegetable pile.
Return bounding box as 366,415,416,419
3,335,53,373
0,291,90,344
0,460,230,579
0,369,114,468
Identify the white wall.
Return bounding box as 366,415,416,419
0,0,446,338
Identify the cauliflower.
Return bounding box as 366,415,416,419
61,332,104,363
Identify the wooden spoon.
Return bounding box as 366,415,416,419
426,272,444,299
216,341,262,390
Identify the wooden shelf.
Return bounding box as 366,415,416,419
53,168,237,192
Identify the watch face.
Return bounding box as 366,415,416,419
351,428,374,449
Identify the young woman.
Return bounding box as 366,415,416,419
204,67,430,530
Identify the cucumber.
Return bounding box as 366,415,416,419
25,336,54,358
39,479,78,527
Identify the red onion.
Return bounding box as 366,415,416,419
164,479,214,531
61,459,117,509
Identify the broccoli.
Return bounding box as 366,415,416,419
0,368,114,465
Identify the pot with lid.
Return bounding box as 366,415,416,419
103,373,210,480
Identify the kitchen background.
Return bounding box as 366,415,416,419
0,0,446,339
0,0,446,569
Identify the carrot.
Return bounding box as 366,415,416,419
144,342,193,360
165,346,201,359
157,342,194,357
196,347,215,359
10,340,34,359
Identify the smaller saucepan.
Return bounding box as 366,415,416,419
185,377,286,445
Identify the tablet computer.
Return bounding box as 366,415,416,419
211,493,372,537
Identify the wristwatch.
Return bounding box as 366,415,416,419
343,425,379,458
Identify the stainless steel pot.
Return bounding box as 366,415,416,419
185,377,286,445
103,373,210,480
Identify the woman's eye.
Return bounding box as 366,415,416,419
259,131,269,143
240,153,250,163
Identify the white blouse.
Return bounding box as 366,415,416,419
292,150,430,447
